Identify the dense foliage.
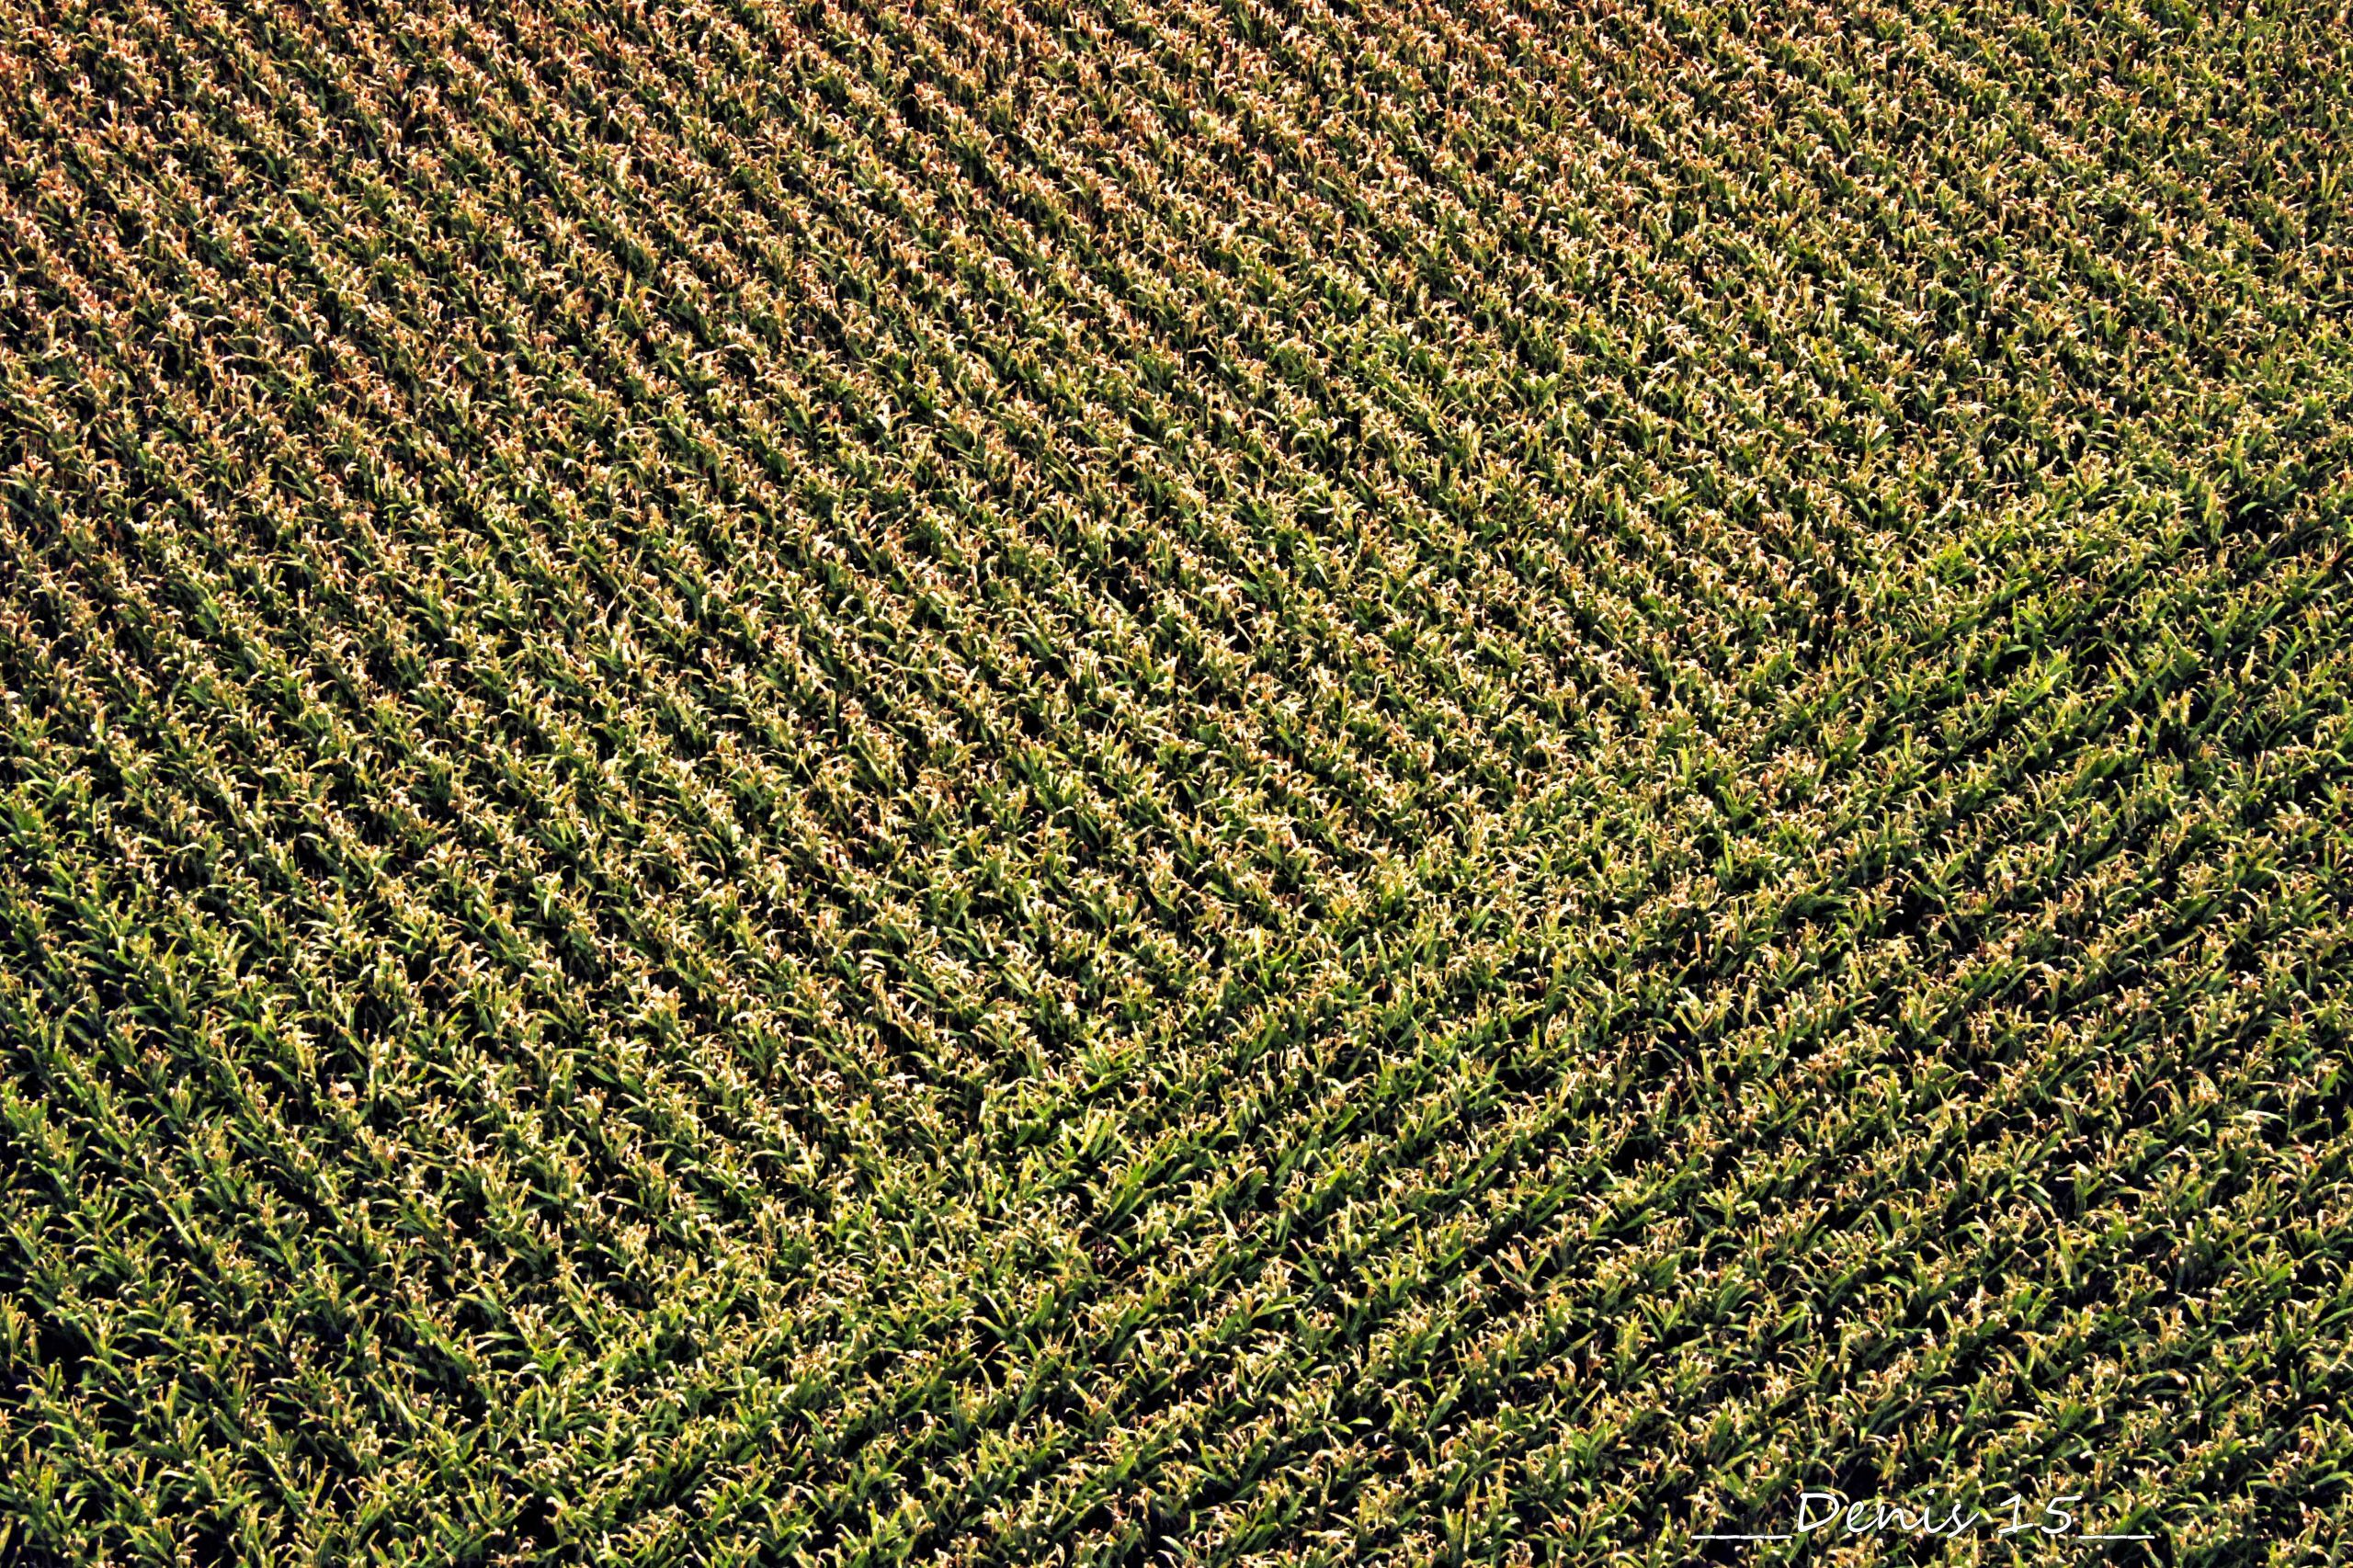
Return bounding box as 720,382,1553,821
2,0,2350,1561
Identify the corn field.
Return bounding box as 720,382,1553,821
2,0,2350,1562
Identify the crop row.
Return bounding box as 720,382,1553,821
2,0,2350,1562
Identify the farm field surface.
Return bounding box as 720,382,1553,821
2,0,2352,1562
